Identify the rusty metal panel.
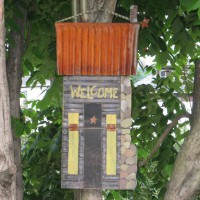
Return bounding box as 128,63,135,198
55,23,140,76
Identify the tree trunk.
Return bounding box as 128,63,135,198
164,59,200,200
73,0,117,199
6,5,27,200
74,189,103,200
0,0,16,199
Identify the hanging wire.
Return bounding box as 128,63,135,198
57,8,129,22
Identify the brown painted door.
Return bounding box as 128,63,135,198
84,103,102,188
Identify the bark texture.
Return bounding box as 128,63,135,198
164,60,200,200
0,0,16,199
75,189,102,200
81,0,117,22
6,4,27,200
74,0,117,199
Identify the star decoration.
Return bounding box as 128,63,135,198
90,116,97,124
141,18,150,29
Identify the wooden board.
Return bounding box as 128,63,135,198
61,76,137,190
84,103,101,127
84,103,102,188
84,129,102,188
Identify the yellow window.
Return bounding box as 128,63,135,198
106,114,117,175
68,113,79,175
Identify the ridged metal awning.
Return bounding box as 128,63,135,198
55,23,140,76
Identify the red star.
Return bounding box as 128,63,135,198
90,116,97,124
141,18,150,29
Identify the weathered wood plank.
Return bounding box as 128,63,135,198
84,129,102,189
65,76,121,81
62,75,124,189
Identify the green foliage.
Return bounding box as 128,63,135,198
180,0,200,12
4,0,200,199
131,75,190,199
11,117,24,137
22,106,74,200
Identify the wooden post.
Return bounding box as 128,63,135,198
130,5,138,23
72,0,80,22
80,0,89,22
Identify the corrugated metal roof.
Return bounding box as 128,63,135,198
55,23,140,76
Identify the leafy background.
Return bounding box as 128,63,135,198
5,0,200,199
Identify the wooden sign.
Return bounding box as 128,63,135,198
56,18,139,190
61,76,137,190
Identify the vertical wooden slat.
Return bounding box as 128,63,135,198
126,26,134,74
107,26,113,75
62,27,69,74
70,27,76,74
75,27,82,74
113,27,120,75
82,25,88,75
117,27,122,74
101,26,108,75
68,113,79,175
120,27,128,75
106,114,117,175
87,27,95,75
94,26,101,75
56,26,63,74
132,24,140,74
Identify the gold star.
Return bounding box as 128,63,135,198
90,116,97,124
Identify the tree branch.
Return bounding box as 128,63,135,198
139,113,191,167
164,59,200,200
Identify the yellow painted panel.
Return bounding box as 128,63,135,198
68,113,79,125
106,114,117,125
68,113,79,175
68,131,79,174
106,114,117,175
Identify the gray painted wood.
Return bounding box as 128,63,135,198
62,76,122,189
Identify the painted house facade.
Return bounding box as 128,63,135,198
56,22,140,190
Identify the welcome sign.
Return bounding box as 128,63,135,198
56,12,140,190
60,76,137,190
70,85,119,99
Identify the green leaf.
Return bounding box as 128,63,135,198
161,164,174,177
32,47,44,59
11,117,24,137
158,37,167,51
24,59,34,73
155,51,168,67
138,149,149,159
20,92,26,98
172,17,184,36
119,0,133,11
111,191,122,200
198,8,200,20
180,0,200,12
26,71,39,87
36,77,62,110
